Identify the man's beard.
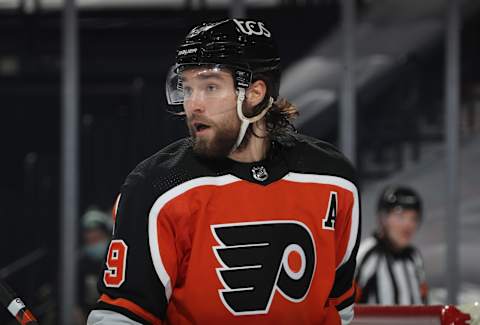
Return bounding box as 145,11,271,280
187,113,241,159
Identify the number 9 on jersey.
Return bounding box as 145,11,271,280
103,239,128,288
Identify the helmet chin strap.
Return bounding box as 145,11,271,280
231,87,274,153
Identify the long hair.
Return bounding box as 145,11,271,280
248,72,299,140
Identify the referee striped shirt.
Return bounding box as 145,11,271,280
354,233,428,305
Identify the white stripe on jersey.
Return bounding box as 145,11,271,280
112,194,122,235
356,236,380,288
148,175,241,301
283,173,360,269
356,236,377,263
377,256,395,304
87,310,143,325
392,260,410,304
357,253,379,288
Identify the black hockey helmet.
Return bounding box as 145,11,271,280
166,18,281,105
377,185,423,219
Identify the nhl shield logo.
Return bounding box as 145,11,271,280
251,166,268,182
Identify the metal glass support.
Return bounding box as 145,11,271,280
340,0,356,165
60,0,79,322
445,0,461,305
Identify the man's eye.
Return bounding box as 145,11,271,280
207,84,218,92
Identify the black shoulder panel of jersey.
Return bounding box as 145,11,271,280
125,138,191,183
123,137,219,197
284,133,358,186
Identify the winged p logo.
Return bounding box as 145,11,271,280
211,221,316,315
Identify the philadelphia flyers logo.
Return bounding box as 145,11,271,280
211,221,316,315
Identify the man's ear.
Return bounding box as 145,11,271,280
245,79,267,107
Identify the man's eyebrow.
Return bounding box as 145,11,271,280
181,72,225,82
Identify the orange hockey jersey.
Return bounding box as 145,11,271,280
89,134,361,325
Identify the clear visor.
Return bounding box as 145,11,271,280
165,64,251,105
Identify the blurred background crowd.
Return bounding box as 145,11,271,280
0,0,479,323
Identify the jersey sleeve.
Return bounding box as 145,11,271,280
88,175,177,325
326,182,361,325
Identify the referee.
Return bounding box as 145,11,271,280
355,185,428,305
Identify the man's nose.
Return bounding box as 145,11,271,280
184,92,206,113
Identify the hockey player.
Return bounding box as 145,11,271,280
88,18,360,325
355,185,428,305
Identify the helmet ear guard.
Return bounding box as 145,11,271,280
234,69,253,90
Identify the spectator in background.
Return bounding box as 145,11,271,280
355,185,428,305
78,207,112,319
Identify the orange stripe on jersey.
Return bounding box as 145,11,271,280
327,285,355,308
99,294,162,325
353,280,363,303
15,310,37,325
